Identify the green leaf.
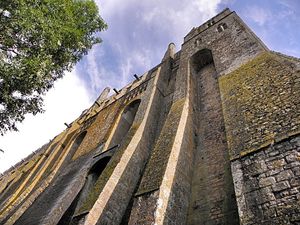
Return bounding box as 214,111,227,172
0,0,107,135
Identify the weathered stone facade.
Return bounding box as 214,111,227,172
231,135,300,225
0,8,299,225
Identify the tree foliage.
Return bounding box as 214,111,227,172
0,0,107,135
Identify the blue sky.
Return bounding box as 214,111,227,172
76,0,300,99
0,0,299,172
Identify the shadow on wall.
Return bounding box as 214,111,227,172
191,48,214,74
68,131,87,157
58,156,111,225
109,99,141,148
57,99,142,225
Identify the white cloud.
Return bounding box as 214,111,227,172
0,0,223,172
0,70,92,172
136,0,222,44
84,47,104,94
82,0,222,97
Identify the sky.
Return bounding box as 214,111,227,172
0,0,300,173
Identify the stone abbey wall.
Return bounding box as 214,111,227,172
219,52,300,160
0,8,299,225
232,135,300,225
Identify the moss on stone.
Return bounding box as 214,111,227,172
72,101,122,160
219,52,300,160
0,152,42,195
136,98,185,195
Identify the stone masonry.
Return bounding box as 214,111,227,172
232,135,300,225
0,8,299,225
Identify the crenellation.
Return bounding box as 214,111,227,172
184,8,232,43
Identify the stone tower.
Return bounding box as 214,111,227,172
0,8,299,225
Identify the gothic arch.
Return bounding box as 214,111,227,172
58,156,112,225
190,48,214,73
109,99,141,147
67,131,87,159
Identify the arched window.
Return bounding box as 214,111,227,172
58,156,111,225
207,19,215,27
72,131,87,151
67,131,87,158
74,157,111,213
217,23,228,33
109,99,141,147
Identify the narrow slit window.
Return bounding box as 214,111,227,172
217,23,228,33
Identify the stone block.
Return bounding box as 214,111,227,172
285,151,300,163
244,178,259,193
245,161,267,176
284,161,300,169
290,136,300,146
292,166,300,176
258,187,276,203
268,150,280,157
267,159,286,170
263,207,277,218
266,167,283,176
274,190,290,199
272,181,290,192
290,178,300,187
259,177,276,187
289,188,299,195
275,170,294,182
